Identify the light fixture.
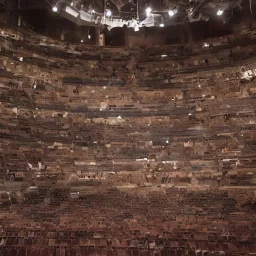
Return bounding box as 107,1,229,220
168,10,175,17
134,26,139,32
106,10,112,17
88,34,91,39
161,55,167,57
52,6,58,12
217,9,224,16
203,42,209,47
160,23,164,27
81,39,83,43
198,84,201,88
92,10,95,13
188,113,192,116
117,115,122,120
70,2,73,6
166,140,169,143
145,7,152,16
19,57,23,62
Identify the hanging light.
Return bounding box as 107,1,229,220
160,23,164,27
217,9,223,16
52,6,58,12
168,10,175,17
88,34,91,39
145,7,152,16
134,26,139,32
106,10,112,17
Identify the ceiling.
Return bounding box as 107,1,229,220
43,0,245,31
25,0,247,30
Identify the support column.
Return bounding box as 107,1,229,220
96,28,105,46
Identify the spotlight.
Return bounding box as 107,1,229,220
52,6,58,12
134,26,139,32
168,10,175,17
217,9,223,16
106,10,112,17
145,7,152,16
160,23,164,27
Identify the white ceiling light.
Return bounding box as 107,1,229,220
52,6,58,12
145,7,152,17
160,23,164,27
168,10,175,17
217,9,224,16
106,10,112,17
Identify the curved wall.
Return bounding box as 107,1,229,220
0,25,255,256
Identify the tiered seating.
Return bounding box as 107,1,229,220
0,23,255,255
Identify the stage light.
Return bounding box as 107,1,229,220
217,9,223,16
106,10,112,17
134,26,139,32
146,7,152,16
168,10,175,17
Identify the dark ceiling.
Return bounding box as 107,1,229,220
0,0,255,45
